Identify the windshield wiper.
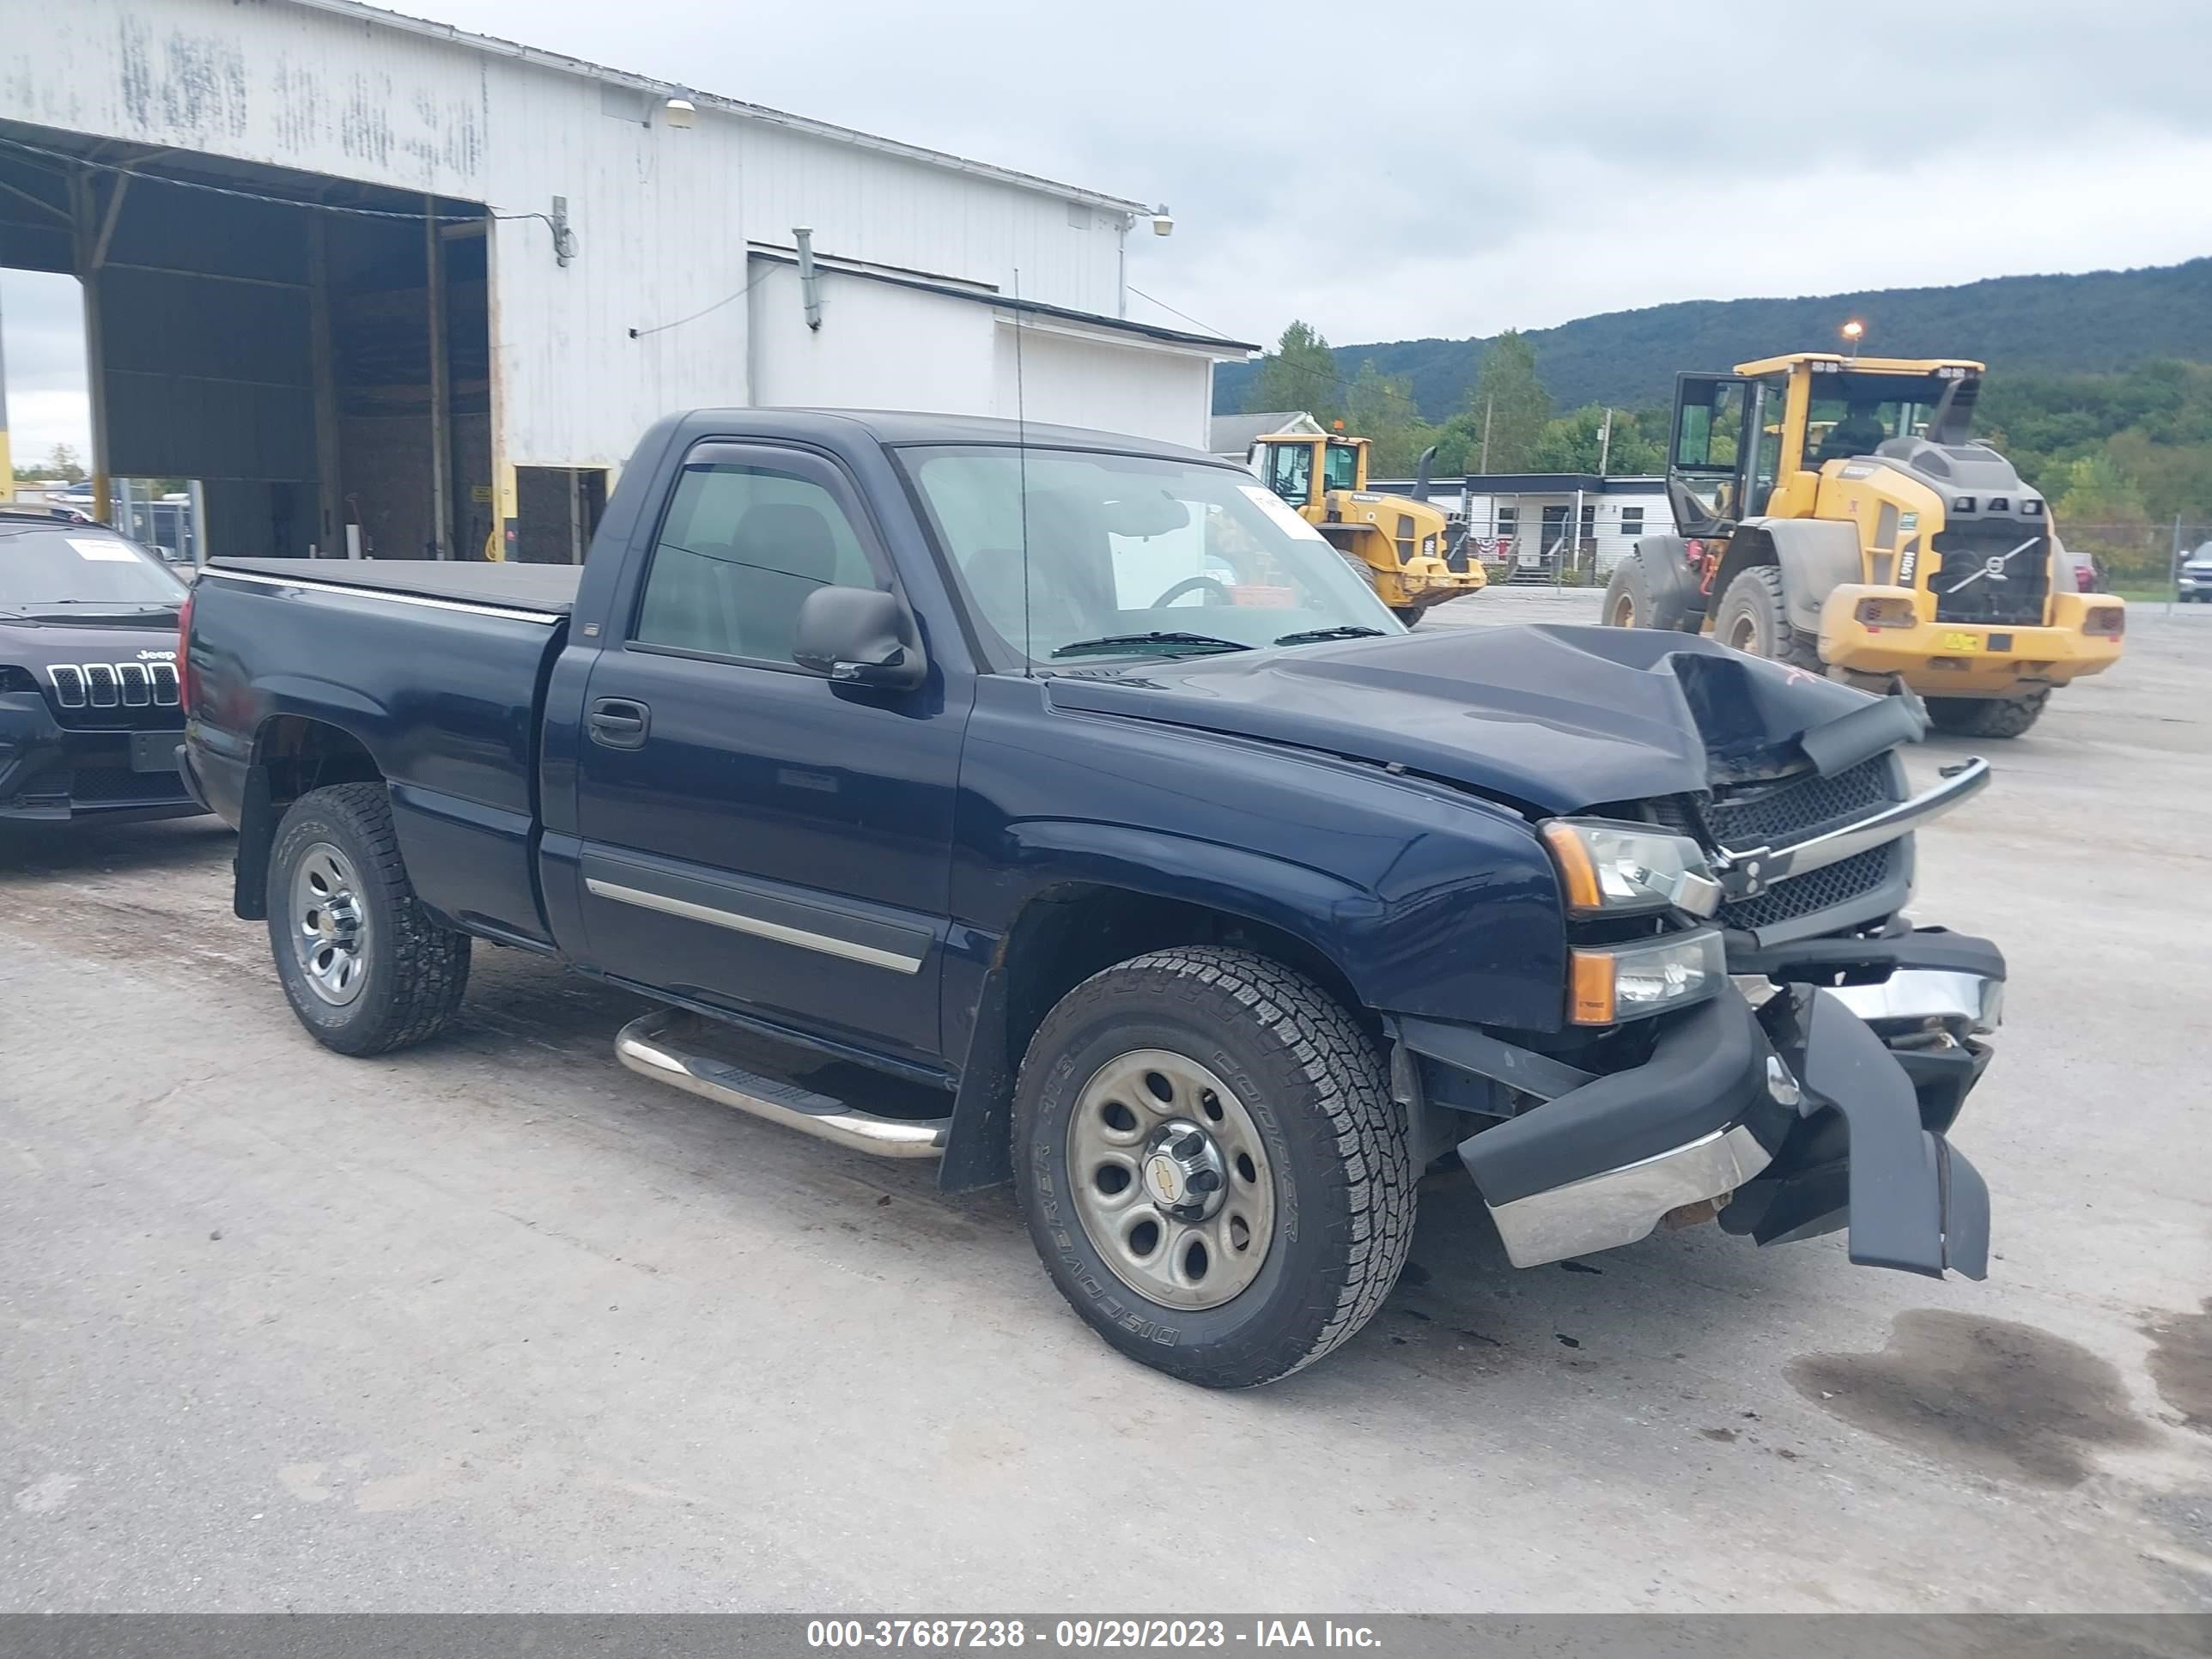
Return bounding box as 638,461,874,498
1273,625,1388,646
1049,631,1253,659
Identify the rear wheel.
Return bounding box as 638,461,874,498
266,782,471,1054
1013,946,1414,1389
1926,690,2050,738
1713,564,1825,673
1391,605,1424,628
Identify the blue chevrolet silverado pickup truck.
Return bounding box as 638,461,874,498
181,410,2002,1388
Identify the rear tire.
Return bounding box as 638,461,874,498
1926,690,2050,738
1713,565,1825,673
266,782,471,1055
1391,606,1424,628
1013,946,1414,1389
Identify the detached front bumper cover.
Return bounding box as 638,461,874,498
1452,939,1999,1279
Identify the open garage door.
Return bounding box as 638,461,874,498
0,120,490,562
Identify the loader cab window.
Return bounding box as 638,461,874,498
1264,442,1316,507
1806,370,1957,463
1750,374,1790,512
1322,442,1361,492
1673,377,1747,521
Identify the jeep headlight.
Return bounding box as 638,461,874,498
1570,929,1726,1024
1540,819,1723,918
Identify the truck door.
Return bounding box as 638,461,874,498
568,441,962,1068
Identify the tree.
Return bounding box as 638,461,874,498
46,442,85,483
2056,452,2148,529
1460,330,1550,473
1245,320,1342,427
1527,404,1664,475
1344,360,1436,475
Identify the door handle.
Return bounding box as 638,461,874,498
588,697,650,749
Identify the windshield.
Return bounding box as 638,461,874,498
1806,371,1960,464
898,447,1401,666
0,524,187,610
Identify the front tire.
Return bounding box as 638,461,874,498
1713,564,1825,673
1602,555,1653,629
1926,690,2050,738
266,782,471,1055
1014,947,1413,1389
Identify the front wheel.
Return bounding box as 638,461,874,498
1602,555,1653,629
1014,946,1414,1388
1926,690,2050,738
1391,605,1424,628
266,782,472,1054
1712,565,1825,673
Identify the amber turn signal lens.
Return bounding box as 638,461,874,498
1569,951,1616,1025
1541,821,1602,911
1854,595,1915,629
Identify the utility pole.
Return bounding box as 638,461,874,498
1480,394,1494,474
1597,407,1613,476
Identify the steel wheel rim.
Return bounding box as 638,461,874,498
289,841,370,1006
1726,611,1759,652
1066,1048,1276,1312
1609,592,1636,628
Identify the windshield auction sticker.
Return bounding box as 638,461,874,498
1237,484,1333,544
67,538,138,562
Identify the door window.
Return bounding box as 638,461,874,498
1322,442,1361,492
633,461,874,664
1265,443,1315,506
1750,374,1789,510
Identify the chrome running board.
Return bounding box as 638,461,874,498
615,1009,950,1158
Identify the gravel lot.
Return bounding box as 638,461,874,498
3,588,2207,1612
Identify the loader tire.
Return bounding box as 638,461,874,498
1926,690,2050,739
1714,565,1825,674
1603,556,1656,629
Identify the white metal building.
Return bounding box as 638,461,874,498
0,0,1248,562
1370,471,1672,580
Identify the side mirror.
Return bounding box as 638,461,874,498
792,586,927,691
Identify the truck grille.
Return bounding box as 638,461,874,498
1930,520,2050,626
1696,755,1901,933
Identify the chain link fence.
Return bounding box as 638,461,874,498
2059,522,2211,599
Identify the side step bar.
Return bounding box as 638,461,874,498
614,1009,951,1158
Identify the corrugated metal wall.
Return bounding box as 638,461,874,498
7,0,1137,474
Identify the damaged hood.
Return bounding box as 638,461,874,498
1044,624,1889,814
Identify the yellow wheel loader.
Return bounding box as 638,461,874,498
1249,432,1486,624
1601,352,2125,737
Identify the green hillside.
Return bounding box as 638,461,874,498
1212,257,2212,418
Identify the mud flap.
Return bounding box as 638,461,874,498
1759,988,1990,1279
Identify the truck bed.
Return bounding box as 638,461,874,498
212,558,581,617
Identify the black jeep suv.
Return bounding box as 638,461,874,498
1,510,201,825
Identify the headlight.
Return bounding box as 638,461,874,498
1541,818,1723,918
1569,929,1725,1024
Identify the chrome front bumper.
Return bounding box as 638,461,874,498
1486,1124,1775,1268
1826,968,2002,1035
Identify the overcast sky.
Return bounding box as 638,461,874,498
9,0,2210,459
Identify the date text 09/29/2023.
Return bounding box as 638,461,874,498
805,1620,1382,1650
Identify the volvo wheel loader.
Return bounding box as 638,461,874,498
1601,353,2125,736
1249,431,1486,623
